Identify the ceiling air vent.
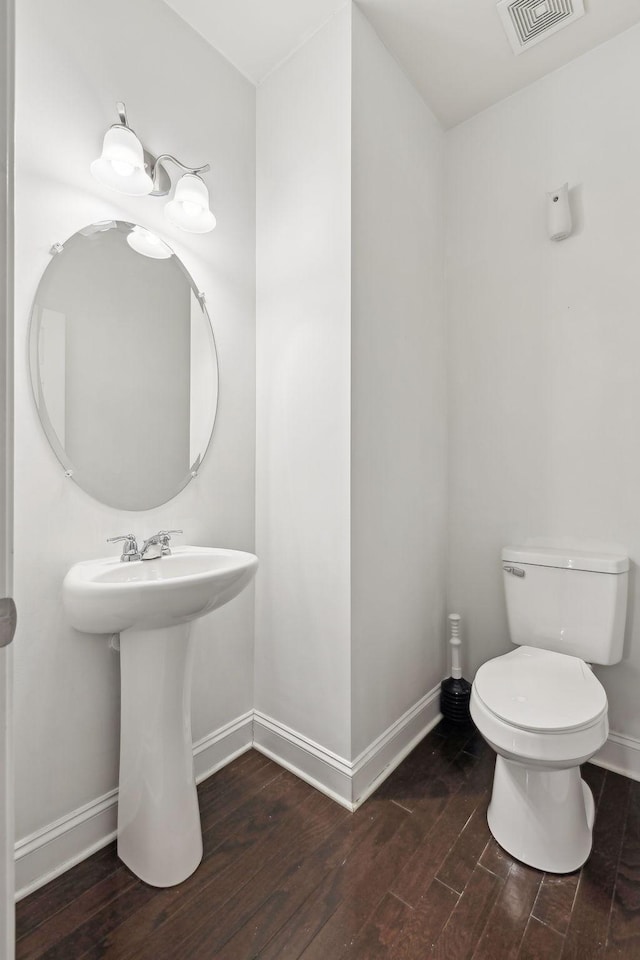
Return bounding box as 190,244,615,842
497,0,585,55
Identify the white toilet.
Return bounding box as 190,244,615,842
471,545,629,874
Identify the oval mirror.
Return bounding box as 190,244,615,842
29,220,219,510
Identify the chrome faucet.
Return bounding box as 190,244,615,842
107,534,141,562
140,530,183,561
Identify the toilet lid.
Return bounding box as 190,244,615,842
474,646,607,732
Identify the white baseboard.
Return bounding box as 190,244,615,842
253,684,442,812
14,711,254,901
192,710,254,783
351,685,442,807
252,712,355,810
15,790,118,902
592,730,640,783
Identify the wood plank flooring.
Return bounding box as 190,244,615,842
15,721,640,960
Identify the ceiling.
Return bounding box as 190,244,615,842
162,0,640,128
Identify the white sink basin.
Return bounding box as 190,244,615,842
62,545,258,888
63,546,259,634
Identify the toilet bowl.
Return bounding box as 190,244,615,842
471,646,608,872
472,545,628,874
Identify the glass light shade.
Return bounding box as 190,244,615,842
91,125,153,197
164,174,216,234
126,225,173,260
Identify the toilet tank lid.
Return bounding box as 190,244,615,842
502,546,629,574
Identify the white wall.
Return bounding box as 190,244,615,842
256,5,447,772
255,6,353,758
447,24,640,742
350,7,446,757
14,0,256,842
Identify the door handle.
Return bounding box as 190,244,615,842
0,597,16,648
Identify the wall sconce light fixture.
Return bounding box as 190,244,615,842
91,102,216,234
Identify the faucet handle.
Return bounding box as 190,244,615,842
107,534,140,562
155,530,183,557
157,530,182,555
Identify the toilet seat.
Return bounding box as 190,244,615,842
473,645,607,733
471,646,609,768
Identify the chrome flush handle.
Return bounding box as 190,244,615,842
503,565,526,578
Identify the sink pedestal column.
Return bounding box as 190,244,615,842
117,624,203,887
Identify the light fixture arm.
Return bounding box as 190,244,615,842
150,154,211,198
116,101,128,127
110,103,210,198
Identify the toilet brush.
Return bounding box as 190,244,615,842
440,614,472,724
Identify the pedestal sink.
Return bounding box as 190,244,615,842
63,547,258,887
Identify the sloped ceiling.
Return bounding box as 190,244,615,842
163,0,640,127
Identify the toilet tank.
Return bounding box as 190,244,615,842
502,546,629,665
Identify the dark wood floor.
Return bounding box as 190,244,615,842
15,721,640,960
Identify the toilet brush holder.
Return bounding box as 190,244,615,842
440,614,472,724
